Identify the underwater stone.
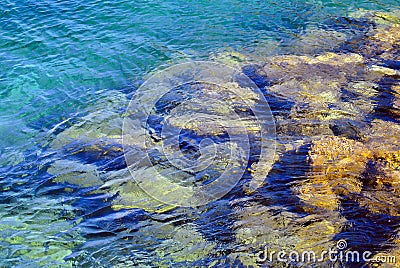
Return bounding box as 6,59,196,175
257,52,381,139
361,23,400,59
230,203,298,266
369,65,400,77
349,9,400,27
294,119,400,216
47,160,103,187
167,113,261,136
276,118,333,137
0,197,82,267
345,81,380,98
373,11,400,25
314,52,364,65
49,90,128,150
260,52,365,84
230,201,343,266
361,119,400,165
392,84,400,118
209,51,250,69
154,223,216,265
50,110,123,150
295,136,372,213
288,27,348,55
101,168,177,213
357,188,400,217
358,120,400,217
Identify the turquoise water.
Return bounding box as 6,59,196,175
0,0,398,152
0,0,399,266
1,0,398,151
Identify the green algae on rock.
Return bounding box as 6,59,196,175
229,201,343,266
0,197,83,267
350,9,400,26
47,78,268,212
49,90,128,150
33,9,400,266
288,27,348,55
49,110,124,150
48,160,102,187
154,223,216,266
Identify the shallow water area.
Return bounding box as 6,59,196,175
1,1,400,267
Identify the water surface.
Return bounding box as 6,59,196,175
0,0,399,266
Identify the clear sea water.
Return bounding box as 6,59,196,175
0,0,399,266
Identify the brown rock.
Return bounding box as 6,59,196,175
361,120,400,169
369,25,400,51
295,136,373,213
357,120,400,216
257,52,382,139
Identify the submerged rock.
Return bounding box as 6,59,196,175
392,84,400,118
106,172,178,213
295,136,372,213
369,65,400,77
292,118,400,217
154,223,216,266
209,51,250,69
49,110,124,150
163,81,263,136
47,160,102,187
357,188,400,217
349,9,400,27
355,16,400,62
294,118,400,215
0,197,82,267
356,120,400,216
49,90,128,150
41,9,400,266
229,200,343,267
361,119,400,157
254,52,384,140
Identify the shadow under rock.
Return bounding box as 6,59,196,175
369,76,400,123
